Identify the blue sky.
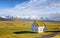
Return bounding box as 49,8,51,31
0,0,60,21
0,0,29,9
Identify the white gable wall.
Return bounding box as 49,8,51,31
38,26,46,33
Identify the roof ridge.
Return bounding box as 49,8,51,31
35,20,45,26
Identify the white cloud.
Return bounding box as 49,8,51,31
0,0,60,18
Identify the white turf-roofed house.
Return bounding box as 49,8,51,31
31,20,46,33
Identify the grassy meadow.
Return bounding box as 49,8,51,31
0,21,60,38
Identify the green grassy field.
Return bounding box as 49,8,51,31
44,22,60,31
0,21,60,38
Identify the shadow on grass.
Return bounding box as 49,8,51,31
13,31,37,34
13,30,60,34
46,30,60,32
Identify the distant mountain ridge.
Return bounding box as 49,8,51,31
41,20,60,22
41,20,55,22
0,15,60,22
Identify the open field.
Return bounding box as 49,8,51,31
0,21,60,38
44,22,60,31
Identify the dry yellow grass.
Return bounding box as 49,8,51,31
43,22,60,31
0,21,60,38
44,22,60,25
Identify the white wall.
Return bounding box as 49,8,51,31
38,26,46,33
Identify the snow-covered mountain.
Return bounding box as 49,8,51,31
0,15,51,21
0,16,7,18
0,16,7,21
